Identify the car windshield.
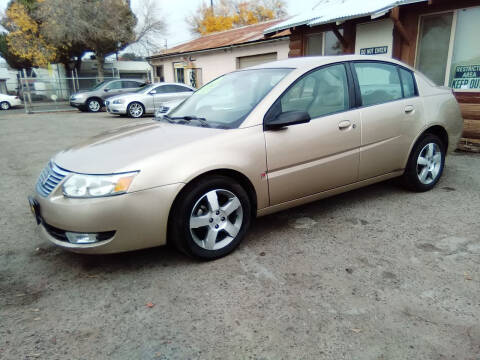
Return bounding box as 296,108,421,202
90,80,108,91
167,68,292,128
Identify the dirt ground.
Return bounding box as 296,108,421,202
1,109,479,360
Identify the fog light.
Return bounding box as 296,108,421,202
65,232,100,244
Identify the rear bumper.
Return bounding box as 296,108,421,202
30,183,184,254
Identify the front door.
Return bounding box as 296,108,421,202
264,63,361,205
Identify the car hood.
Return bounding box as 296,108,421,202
53,120,224,174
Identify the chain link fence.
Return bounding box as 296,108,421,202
18,69,120,113
17,67,152,113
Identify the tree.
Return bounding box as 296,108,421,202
128,0,166,57
1,0,155,80
188,0,287,35
2,1,56,67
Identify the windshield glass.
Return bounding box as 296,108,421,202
90,80,108,91
167,68,292,128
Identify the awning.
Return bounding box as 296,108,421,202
264,0,428,34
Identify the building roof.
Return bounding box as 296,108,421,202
264,0,428,34
148,19,290,59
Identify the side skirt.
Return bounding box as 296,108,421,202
256,170,404,217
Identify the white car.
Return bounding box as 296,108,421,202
105,83,195,118
0,93,22,110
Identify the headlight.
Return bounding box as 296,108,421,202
62,172,138,198
112,99,125,104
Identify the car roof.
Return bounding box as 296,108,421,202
248,55,415,72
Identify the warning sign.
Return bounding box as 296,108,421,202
451,65,480,90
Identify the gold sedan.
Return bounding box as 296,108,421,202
29,55,464,259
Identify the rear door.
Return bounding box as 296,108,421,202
121,80,145,93
352,61,424,180
264,63,361,205
102,80,123,99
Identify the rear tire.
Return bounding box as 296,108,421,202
170,175,251,260
402,134,445,192
0,101,11,110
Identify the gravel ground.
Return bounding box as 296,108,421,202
1,110,479,360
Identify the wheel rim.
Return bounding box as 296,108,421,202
189,189,243,251
416,143,442,185
1,102,9,110
129,103,143,117
89,100,100,112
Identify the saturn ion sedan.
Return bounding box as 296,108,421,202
105,83,195,118
29,56,463,260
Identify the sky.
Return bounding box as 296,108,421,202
0,0,319,51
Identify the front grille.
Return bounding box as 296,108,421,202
36,162,70,197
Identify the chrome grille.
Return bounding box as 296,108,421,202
36,162,70,197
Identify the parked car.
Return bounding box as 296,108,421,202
29,55,463,260
69,79,147,112
0,93,22,110
105,83,194,118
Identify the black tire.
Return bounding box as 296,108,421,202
402,134,445,192
127,102,145,118
169,175,252,260
86,98,102,112
0,101,11,110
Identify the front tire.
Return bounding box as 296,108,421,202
402,134,445,192
0,101,11,110
86,98,102,112
170,176,251,260
127,102,144,118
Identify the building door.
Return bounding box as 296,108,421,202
237,53,277,69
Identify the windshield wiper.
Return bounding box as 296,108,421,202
163,115,209,127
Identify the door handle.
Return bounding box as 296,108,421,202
338,120,351,130
404,105,415,114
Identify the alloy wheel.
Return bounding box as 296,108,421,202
416,142,442,185
1,101,10,110
129,103,143,118
88,100,101,112
189,189,243,251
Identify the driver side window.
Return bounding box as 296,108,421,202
278,64,350,119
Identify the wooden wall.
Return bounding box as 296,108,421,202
287,0,480,151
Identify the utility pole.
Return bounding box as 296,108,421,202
210,0,214,12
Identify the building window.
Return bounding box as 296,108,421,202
416,6,480,91
449,7,480,90
175,67,185,83
306,30,343,56
416,12,453,86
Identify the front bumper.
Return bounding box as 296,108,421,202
105,101,127,114
30,183,184,254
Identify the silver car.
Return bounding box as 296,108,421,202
69,79,147,113
105,83,195,118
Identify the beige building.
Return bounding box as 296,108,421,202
147,19,290,89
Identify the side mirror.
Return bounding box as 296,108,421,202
149,90,157,95
265,111,310,130
104,88,110,92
